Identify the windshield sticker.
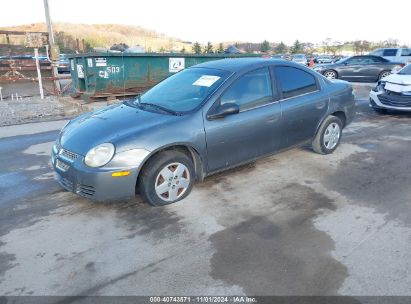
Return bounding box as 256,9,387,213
193,75,220,87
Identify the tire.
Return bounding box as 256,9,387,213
378,70,391,80
312,116,343,155
138,150,195,206
323,70,338,80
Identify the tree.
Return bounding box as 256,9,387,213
110,43,129,52
290,40,303,54
384,38,399,47
245,43,253,54
192,42,202,54
353,40,371,55
217,43,224,54
274,41,288,54
180,47,186,53
260,40,271,53
204,41,213,54
323,38,333,54
159,46,165,53
303,42,315,55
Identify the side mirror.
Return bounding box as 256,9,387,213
207,102,240,120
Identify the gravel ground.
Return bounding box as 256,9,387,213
0,95,110,127
0,96,67,126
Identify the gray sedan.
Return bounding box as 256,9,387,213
314,55,405,82
51,58,355,206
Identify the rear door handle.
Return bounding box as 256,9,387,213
316,101,326,109
267,115,280,123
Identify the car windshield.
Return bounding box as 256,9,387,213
398,64,411,75
137,67,231,113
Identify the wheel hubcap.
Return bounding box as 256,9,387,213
324,123,341,149
155,162,190,202
381,72,390,79
324,71,336,79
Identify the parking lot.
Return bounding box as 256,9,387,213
0,83,411,296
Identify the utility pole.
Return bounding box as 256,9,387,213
43,0,61,94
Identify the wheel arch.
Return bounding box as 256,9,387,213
314,110,347,138
136,144,206,193
331,111,346,127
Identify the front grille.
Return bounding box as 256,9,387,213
76,184,96,197
60,148,79,161
59,176,75,192
379,92,411,108
56,159,70,172
58,175,95,197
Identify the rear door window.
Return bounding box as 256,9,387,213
345,57,367,65
367,56,385,63
275,66,318,99
383,49,398,56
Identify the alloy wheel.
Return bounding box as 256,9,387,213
324,71,337,79
380,71,391,79
324,123,341,149
155,162,190,202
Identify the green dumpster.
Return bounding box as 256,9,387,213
68,53,261,100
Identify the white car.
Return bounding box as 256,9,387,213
369,64,411,113
369,48,411,64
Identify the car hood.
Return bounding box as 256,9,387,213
382,73,411,93
383,73,411,85
59,103,180,155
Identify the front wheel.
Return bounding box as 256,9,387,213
138,150,195,206
312,116,343,155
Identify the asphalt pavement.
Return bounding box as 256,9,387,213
0,89,411,296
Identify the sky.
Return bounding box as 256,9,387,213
1,0,410,46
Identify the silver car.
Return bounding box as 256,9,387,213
292,54,308,66
51,58,355,206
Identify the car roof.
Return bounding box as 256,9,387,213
191,57,298,73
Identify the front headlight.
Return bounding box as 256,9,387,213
373,81,386,92
84,143,115,168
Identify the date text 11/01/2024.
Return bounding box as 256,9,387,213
149,296,257,303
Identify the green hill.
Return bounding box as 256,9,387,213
0,22,192,52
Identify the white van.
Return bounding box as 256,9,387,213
369,48,411,63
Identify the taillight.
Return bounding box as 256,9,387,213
400,63,406,68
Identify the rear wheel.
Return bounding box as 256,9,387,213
312,116,343,155
138,150,195,206
323,70,337,80
379,70,391,80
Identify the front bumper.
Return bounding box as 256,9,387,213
369,90,411,111
51,144,140,202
